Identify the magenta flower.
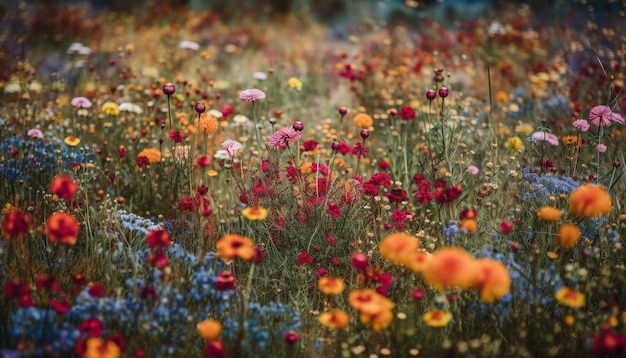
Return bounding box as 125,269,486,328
589,105,624,127
239,89,266,102
27,128,44,138
572,119,590,132
597,143,608,153
70,97,92,108
268,126,301,149
531,131,559,146
221,139,242,158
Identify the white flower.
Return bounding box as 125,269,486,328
179,40,200,50
214,149,231,160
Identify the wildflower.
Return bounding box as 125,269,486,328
71,96,92,108
351,252,369,270
399,105,415,120
221,139,242,159
101,101,120,116
557,224,581,249
119,102,142,114
50,175,77,200
197,155,211,167
268,126,301,149
504,136,524,150
146,229,171,250
45,213,79,245
359,307,394,332
318,276,346,295
466,165,479,175
531,131,559,146
297,251,314,265
137,148,161,164
80,317,104,337
179,40,200,50
253,72,268,80
537,206,561,222
597,143,608,153
284,331,299,344
168,130,185,143
473,259,511,303
499,220,513,234
195,114,219,135
461,219,478,233
215,271,236,290
572,119,590,132
204,339,227,358
36,274,61,293
348,289,394,316
592,328,626,357
423,310,452,327
287,77,302,90
216,234,255,261
64,136,81,146
589,105,624,127
239,88,266,101
379,232,420,266
351,142,369,159
4,278,33,308
197,319,222,341
319,310,350,329
561,135,578,146
27,128,44,138
84,337,121,358
162,83,175,96
50,295,72,314
555,287,585,308
353,113,373,128
2,209,30,238
434,181,462,205
241,206,269,220
568,185,611,218
421,247,476,291
406,251,432,273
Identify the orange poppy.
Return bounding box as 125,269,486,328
197,319,222,341
568,185,611,218
472,259,511,303
555,287,585,308
406,251,432,274
557,224,581,249
84,337,121,358
423,309,452,327
45,213,79,245
348,289,394,316
359,308,394,332
421,247,476,291
379,232,420,266
216,234,255,261
319,310,350,329
241,206,269,221
317,276,346,295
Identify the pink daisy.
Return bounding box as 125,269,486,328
572,119,590,132
268,126,301,149
239,89,266,102
221,139,243,158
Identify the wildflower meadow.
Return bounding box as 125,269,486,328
1,1,626,357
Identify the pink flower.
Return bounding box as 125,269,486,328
589,105,624,127
572,119,590,132
268,126,301,149
221,139,242,158
179,40,200,50
531,131,559,146
239,89,266,102
71,97,92,108
27,128,44,138
466,165,479,175
597,143,608,153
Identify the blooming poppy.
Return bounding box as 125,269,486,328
568,185,611,218
537,206,561,222
317,276,346,295
146,229,171,250
45,212,79,245
423,309,452,327
555,287,585,308
472,259,511,303
421,247,476,291
197,319,222,341
379,232,420,266
319,310,350,329
557,224,581,249
406,251,432,274
50,175,77,200
216,234,255,261
64,136,81,146
2,209,30,238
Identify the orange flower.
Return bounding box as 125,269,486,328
561,135,578,146
537,206,561,222
460,219,478,233
84,337,121,358
64,136,80,146
318,276,346,295
557,224,581,249
50,175,77,200
241,206,268,221
406,251,432,274
197,319,222,341
216,234,255,261
359,308,394,332
45,213,79,245
423,309,452,327
421,247,476,291
348,289,394,316
2,209,30,239
472,259,511,303
568,185,611,218
319,310,350,329
352,113,373,129
379,232,420,266
137,148,161,163
555,287,585,308
195,113,219,135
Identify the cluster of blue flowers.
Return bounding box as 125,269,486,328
521,166,580,203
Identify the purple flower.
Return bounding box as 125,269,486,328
27,128,43,138
221,139,242,158
239,89,266,102
589,105,624,127
268,126,301,149
572,119,590,132
71,97,92,108
531,131,559,146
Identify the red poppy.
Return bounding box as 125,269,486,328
2,209,30,238
45,213,79,245
50,175,77,200
146,229,171,250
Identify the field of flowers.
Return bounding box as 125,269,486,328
1,1,626,357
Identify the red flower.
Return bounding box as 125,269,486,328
326,202,341,218
50,296,72,314
302,139,318,151
216,271,236,290
176,196,197,213
204,339,227,358
399,105,415,120
140,286,158,300
385,188,408,204
4,278,32,307
284,331,299,344
592,327,626,357
45,213,79,245
2,209,30,238
351,142,368,159
435,183,462,205
36,274,61,293
146,229,171,250
88,282,106,298
50,175,77,200
136,155,150,169
80,316,104,337
351,253,369,270
168,130,185,143
297,252,314,265
147,251,168,268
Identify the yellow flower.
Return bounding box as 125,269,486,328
319,310,350,329
537,206,561,222
64,136,80,146
514,123,535,134
353,113,373,129
504,136,524,150
555,287,585,308
197,319,222,341
287,77,302,90
557,224,581,249
568,185,611,218
101,101,120,116
423,310,452,328
318,276,346,295
241,206,269,221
